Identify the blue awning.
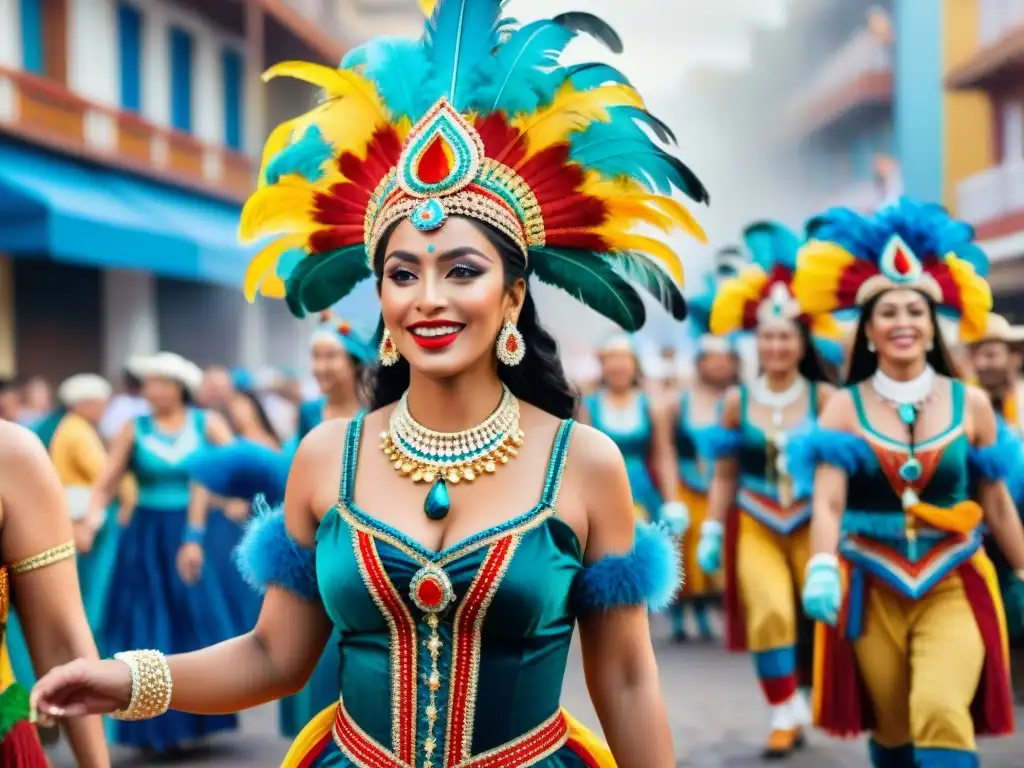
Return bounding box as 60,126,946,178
0,140,253,286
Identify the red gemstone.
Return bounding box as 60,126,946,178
505,335,517,352
416,578,443,608
893,245,910,275
417,135,451,185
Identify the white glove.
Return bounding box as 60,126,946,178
660,501,690,535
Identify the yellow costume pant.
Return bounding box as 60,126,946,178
678,484,716,596
854,575,984,751
736,513,809,652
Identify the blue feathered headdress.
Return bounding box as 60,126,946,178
311,311,373,364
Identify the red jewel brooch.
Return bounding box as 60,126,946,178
410,564,455,615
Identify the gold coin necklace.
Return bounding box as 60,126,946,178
380,384,524,520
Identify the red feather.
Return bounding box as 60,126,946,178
837,261,878,307
541,195,607,229
927,260,965,311
474,114,527,168
543,230,608,251
309,226,365,253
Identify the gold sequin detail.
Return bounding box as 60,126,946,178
10,540,76,575
111,650,173,721
422,613,442,768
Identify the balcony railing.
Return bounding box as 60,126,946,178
979,0,1024,47
0,67,254,202
956,162,1024,227
786,27,892,126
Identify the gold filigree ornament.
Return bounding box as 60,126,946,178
410,563,455,767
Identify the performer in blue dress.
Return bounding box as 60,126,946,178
82,352,238,753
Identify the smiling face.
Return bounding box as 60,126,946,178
378,217,526,380
310,339,358,395
865,288,933,365
756,321,804,376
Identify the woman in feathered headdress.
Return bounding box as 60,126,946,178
32,2,706,765
695,220,839,759
661,274,739,644
788,198,1024,767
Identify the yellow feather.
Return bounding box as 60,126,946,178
262,62,384,119
417,0,436,15
513,83,644,158
791,241,856,315
810,312,843,341
942,252,993,343
580,172,706,243
710,266,768,335
602,198,675,233
260,276,287,299
239,184,318,244
599,231,684,285
647,196,707,243
257,118,299,189
243,235,307,303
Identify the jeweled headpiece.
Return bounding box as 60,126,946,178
240,0,708,332
793,197,992,342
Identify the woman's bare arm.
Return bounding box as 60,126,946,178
86,421,134,517
968,387,1024,569
704,388,741,525
648,398,680,504
808,391,855,558
573,426,674,768
0,423,109,768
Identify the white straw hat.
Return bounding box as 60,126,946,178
127,352,204,394
58,374,112,406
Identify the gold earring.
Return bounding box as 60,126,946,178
496,318,526,366
378,328,400,366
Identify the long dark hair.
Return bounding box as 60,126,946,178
365,218,578,419
845,292,959,386
757,323,837,385
231,388,282,447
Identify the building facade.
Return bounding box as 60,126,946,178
0,0,417,383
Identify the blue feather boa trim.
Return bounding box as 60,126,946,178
572,523,681,614
969,420,1023,483
787,428,875,499
234,497,319,601
693,426,741,462
185,440,290,506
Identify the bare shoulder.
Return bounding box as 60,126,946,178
562,422,627,481
962,381,992,411
818,386,857,430
298,416,353,459
0,421,47,468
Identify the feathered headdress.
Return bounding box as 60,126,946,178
793,198,992,342
310,310,374,363
688,274,737,356
239,0,708,332
709,220,839,337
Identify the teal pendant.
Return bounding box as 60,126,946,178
424,477,450,520
899,457,922,483
898,403,917,426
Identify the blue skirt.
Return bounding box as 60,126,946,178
103,505,238,751
624,456,662,521
206,510,261,636
278,632,341,739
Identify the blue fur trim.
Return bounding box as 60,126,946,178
572,523,681,614
969,419,1023,483
184,440,290,506
234,497,319,601
692,425,741,462
264,125,332,185
787,427,875,499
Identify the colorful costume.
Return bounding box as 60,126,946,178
0,566,48,765
789,199,1009,767
700,221,839,755
234,0,708,761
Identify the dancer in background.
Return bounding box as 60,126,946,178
84,352,238,753
582,334,684,529
969,314,1024,434
664,277,739,642
30,1,707,763
0,420,108,766
791,199,1024,768
697,221,839,759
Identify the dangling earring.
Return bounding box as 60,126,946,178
378,328,400,366
926,338,934,352
867,340,876,353
496,318,526,366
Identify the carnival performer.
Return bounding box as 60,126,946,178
81,351,238,752
790,199,1024,768
583,334,685,530
0,420,108,766
665,277,739,642
30,2,707,765
696,220,839,759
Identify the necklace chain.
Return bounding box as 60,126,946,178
381,384,524,485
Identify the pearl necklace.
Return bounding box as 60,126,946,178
381,384,524,520
750,375,808,429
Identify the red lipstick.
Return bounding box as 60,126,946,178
407,320,465,350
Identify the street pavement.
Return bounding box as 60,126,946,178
49,615,1024,767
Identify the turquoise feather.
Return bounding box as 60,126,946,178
341,36,433,121
264,125,332,185
565,62,632,90
742,220,801,272
423,0,504,111
475,19,575,114
275,248,306,281
613,251,687,320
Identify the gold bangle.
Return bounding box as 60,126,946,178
111,650,173,721
10,540,76,575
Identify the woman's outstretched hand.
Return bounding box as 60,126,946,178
31,659,133,725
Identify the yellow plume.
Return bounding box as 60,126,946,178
710,266,768,336
239,184,318,244
418,0,436,15
942,252,993,343
257,118,299,189
260,275,287,299
791,241,856,316
263,62,384,118
599,231,684,285
581,173,706,243
243,235,307,303
513,83,644,158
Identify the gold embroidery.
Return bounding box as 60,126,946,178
0,567,8,626
10,540,76,575
456,710,568,768
332,698,405,768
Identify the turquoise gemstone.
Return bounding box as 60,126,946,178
424,477,450,520
899,457,922,482
898,403,917,426
411,198,447,231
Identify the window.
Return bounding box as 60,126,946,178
1003,102,1024,163
19,0,44,74
221,49,243,151
169,26,193,132
118,3,142,112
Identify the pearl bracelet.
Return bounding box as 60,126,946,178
111,650,173,721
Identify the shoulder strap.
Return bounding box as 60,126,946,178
809,380,819,419
539,419,576,509
849,384,869,429
679,392,689,426
951,379,966,424
738,384,748,425
338,410,366,504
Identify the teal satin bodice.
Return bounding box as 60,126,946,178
736,382,817,497
131,409,207,509
314,415,583,761
585,391,661,515
676,392,719,494
298,399,325,442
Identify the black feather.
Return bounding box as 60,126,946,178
565,62,633,89
552,12,624,53
530,247,646,331
285,247,372,317
620,106,677,145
